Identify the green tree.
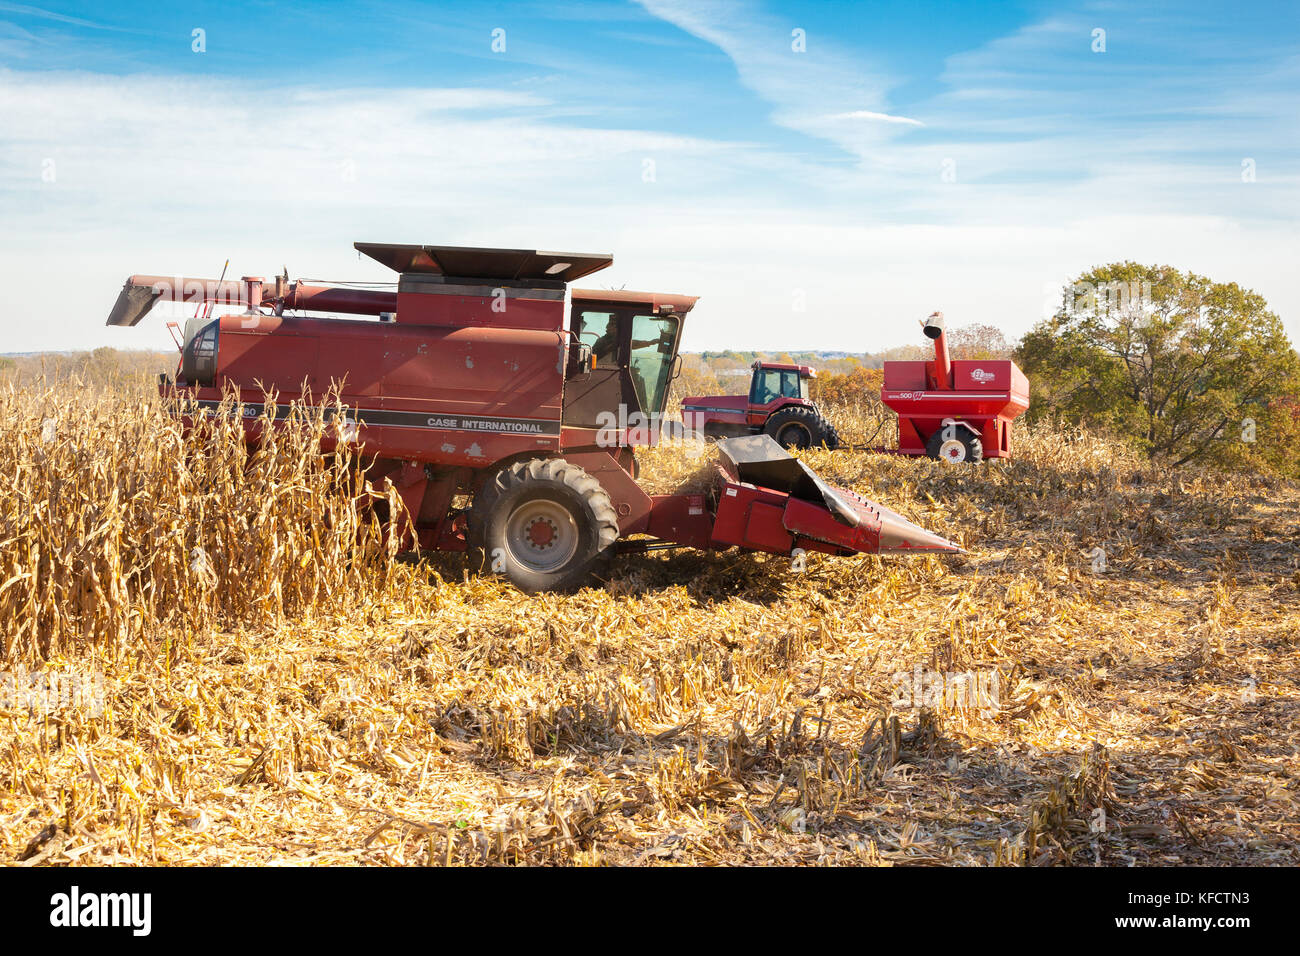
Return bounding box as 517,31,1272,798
1017,262,1300,472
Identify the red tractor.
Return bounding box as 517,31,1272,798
682,362,841,450
106,241,960,592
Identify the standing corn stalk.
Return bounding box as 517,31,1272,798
0,381,400,664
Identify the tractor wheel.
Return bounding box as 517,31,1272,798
468,458,620,593
764,406,838,450
925,424,984,464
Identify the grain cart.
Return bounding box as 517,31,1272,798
880,312,1029,464
106,241,960,591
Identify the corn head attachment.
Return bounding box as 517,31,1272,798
707,435,961,556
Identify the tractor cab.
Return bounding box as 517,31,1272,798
749,361,814,408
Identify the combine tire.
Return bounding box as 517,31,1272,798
926,424,984,464
764,406,839,450
468,458,619,593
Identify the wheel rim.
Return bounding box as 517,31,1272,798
778,422,812,448
938,437,967,463
505,498,580,573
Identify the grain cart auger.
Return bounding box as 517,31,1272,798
106,241,961,591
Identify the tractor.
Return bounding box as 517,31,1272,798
106,241,960,592
682,361,841,450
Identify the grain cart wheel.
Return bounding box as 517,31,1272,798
925,424,984,464
764,406,838,450
468,458,620,593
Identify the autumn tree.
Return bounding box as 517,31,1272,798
811,365,884,406
947,323,1011,361
1017,262,1300,474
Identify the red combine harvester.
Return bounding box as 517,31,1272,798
881,312,1029,464
682,312,1029,463
107,242,960,591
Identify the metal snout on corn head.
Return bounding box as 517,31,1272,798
107,241,960,591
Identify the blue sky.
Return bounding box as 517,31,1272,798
1,0,1297,352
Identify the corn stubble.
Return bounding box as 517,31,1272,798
2,378,1297,866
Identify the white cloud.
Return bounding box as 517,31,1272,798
0,69,758,352
827,110,924,127
634,0,912,158
624,0,1300,344
0,1,136,32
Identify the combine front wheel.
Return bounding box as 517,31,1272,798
764,406,838,450
469,458,620,592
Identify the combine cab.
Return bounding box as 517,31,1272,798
107,241,960,591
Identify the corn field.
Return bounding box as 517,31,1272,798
1,376,1297,866
0,382,401,663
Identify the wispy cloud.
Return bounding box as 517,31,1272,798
0,1,140,32
635,1,1299,220
827,110,925,127
0,69,763,351
0,20,37,58
634,0,915,158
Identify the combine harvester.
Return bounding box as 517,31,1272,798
683,312,1029,462
107,242,960,591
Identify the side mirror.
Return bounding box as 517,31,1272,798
566,342,594,378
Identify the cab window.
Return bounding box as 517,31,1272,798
628,314,679,415
577,311,619,365
752,369,782,405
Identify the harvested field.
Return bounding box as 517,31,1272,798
2,380,1298,866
